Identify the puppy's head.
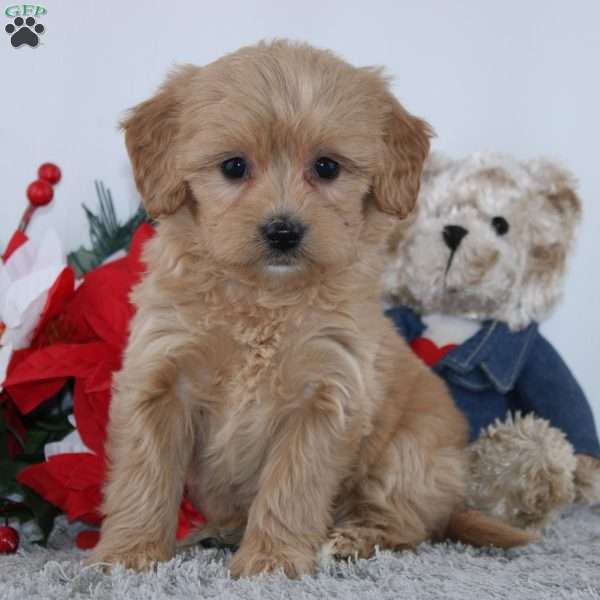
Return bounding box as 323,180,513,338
385,151,581,329
122,41,431,280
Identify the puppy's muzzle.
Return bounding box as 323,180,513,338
261,216,306,253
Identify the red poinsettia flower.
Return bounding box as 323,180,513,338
1,229,75,390
1,228,75,457
18,452,105,525
0,392,27,458
9,224,204,548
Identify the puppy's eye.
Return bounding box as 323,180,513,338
491,216,509,236
314,157,340,180
221,157,247,180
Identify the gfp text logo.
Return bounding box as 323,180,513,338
5,4,47,47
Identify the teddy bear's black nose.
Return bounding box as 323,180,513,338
443,225,468,251
261,217,306,252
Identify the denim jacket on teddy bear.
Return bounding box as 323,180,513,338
386,305,600,459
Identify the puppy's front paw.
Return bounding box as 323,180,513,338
86,543,171,572
229,536,315,579
327,527,374,560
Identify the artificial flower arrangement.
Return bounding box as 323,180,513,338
0,166,204,553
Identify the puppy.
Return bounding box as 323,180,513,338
90,40,534,577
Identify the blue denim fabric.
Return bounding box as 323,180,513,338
386,306,600,458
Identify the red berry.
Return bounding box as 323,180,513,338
27,180,54,206
38,163,62,185
0,526,19,554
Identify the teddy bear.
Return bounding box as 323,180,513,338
383,150,600,529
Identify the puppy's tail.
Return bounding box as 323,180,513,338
445,509,540,549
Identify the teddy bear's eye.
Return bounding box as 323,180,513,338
491,216,509,236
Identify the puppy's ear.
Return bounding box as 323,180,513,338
373,94,433,219
121,66,196,218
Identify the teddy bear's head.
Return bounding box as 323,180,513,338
384,151,581,330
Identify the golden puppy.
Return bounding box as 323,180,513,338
90,40,534,577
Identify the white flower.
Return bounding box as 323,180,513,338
0,230,66,388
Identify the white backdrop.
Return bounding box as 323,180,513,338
1,0,599,426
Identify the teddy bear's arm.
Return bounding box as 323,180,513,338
385,306,424,343
513,332,600,459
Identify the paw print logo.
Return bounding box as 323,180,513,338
5,16,45,48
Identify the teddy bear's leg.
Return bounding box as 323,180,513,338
574,455,600,505
467,413,576,529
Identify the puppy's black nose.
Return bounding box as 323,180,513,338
262,217,305,252
443,225,468,251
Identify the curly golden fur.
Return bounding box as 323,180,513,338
89,40,533,578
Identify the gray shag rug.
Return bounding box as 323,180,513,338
1,506,599,600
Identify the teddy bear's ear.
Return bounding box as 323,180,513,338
513,159,582,325
372,93,433,219
121,66,197,219
526,158,582,225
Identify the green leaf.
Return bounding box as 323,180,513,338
22,487,59,545
0,424,8,461
65,181,148,276
22,430,50,457
0,459,28,497
9,453,43,464
32,418,73,433
67,247,98,278
11,506,34,524
0,477,24,498
0,463,58,543
0,459,28,484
